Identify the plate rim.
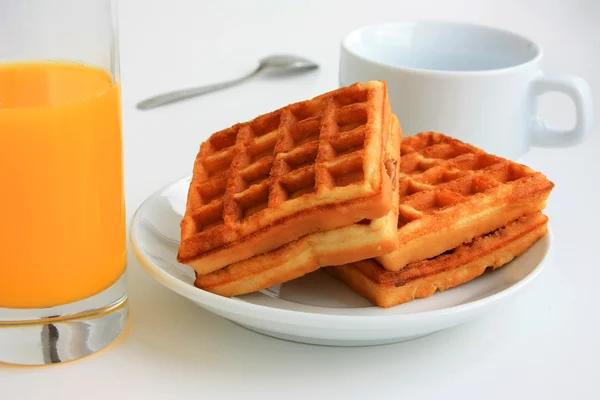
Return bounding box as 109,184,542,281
130,175,553,329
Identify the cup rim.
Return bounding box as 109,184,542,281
340,20,543,76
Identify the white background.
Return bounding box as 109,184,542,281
2,0,599,398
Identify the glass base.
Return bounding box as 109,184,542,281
0,272,128,365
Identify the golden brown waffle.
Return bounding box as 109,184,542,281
178,81,397,275
327,212,549,308
194,115,402,297
377,131,554,271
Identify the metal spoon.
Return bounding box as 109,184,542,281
136,54,319,110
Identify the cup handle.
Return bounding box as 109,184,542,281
532,71,593,147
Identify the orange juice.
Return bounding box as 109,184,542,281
0,62,126,308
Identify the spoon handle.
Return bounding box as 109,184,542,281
137,66,262,110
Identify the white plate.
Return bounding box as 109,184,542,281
130,176,552,346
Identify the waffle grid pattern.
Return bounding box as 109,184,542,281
396,132,536,228
179,82,389,263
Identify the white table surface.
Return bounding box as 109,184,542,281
3,0,599,398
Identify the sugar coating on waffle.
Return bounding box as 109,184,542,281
178,81,396,275
193,115,402,297
377,131,554,271
327,212,549,308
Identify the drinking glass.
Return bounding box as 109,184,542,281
0,0,128,365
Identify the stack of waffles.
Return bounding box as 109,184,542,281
326,131,554,307
177,81,402,295
178,81,554,308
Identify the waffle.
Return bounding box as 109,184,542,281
377,131,554,271
194,115,402,297
327,212,549,308
178,81,397,275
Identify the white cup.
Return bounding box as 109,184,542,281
339,21,593,159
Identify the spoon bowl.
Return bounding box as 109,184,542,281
259,55,319,70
